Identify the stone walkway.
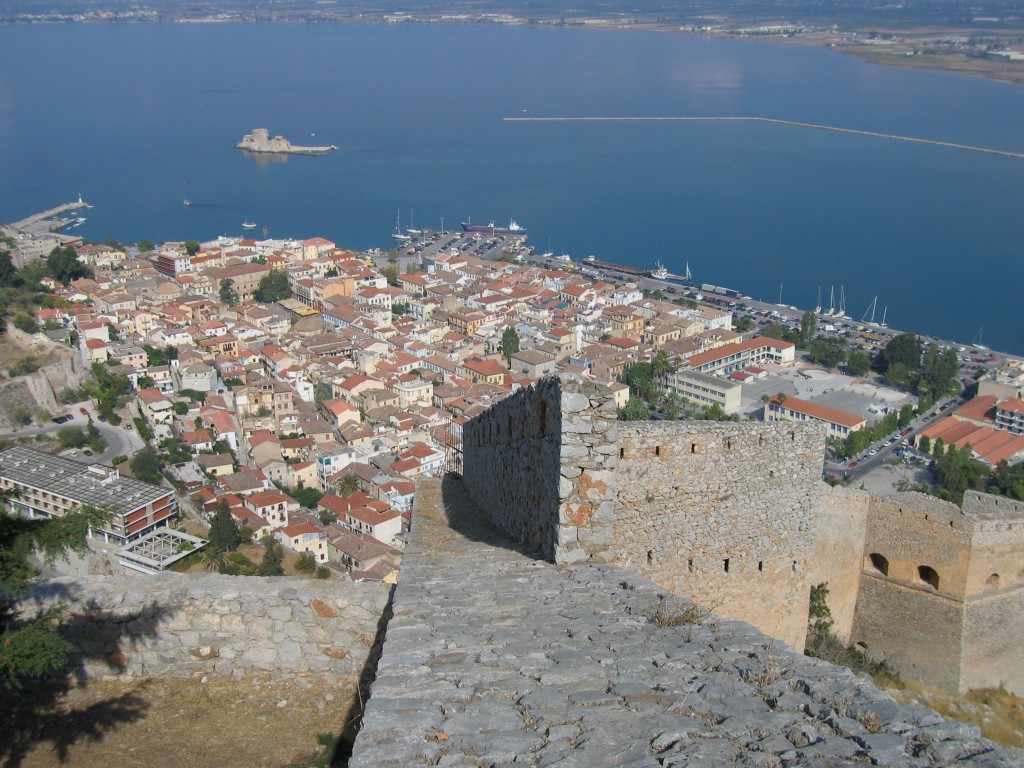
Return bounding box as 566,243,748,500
351,475,1020,767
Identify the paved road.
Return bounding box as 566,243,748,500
0,401,143,466
824,393,964,483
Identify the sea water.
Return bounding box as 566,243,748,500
0,23,1022,353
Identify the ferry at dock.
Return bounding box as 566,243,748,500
461,218,528,237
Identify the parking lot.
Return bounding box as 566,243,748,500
738,361,915,420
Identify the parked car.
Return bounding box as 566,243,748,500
79,407,89,416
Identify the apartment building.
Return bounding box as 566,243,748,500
0,446,177,546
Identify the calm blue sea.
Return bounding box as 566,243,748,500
1,23,1022,353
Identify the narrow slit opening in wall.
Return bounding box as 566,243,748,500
723,558,730,573
758,560,763,573
619,447,625,459
792,560,797,573
655,446,661,457
647,550,654,566
691,443,696,454
687,558,694,573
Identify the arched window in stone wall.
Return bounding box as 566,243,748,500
986,573,1000,589
869,553,889,576
918,565,940,590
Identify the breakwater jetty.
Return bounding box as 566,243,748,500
6,198,89,233
504,116,1024,160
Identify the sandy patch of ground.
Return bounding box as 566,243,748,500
2,674,359,768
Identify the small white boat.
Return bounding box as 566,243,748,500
242,219,257,230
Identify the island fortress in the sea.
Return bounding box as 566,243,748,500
235,127,337,155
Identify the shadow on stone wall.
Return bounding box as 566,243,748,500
439,472,545,559
330,582,395,768
1,582,165,768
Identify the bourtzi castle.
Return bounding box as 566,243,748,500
459,376,1024,696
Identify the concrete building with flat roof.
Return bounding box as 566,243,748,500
666,369,743,414
0,446,177,546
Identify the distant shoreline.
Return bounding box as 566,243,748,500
2,10,1022,85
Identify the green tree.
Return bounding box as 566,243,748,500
841,429,871,458
256,537,284,576
800,311,818,345
500,326,520,367
846,351,871,377
219,278,239,307
56,426,88,449
253,270,291,303
207,500,241,553
382,264,399,286
130,446,162,484
201,548,226,573
920,344,960,400
313,381,331,407
0,250,16,287
898,404,915,428
0,500,110,688
878,333,921,378
618,397,652,421
12,313,38,334
933,444,989,505
337,474,359,498
990,461,1024,500
620,361,658,402
183,240,200,257
807,337,847,368
136,239,155,253
45,245,93,285
288,486,324,508
761,323,799,344
733,315,754,333
883,361,915,389
919,435,931,454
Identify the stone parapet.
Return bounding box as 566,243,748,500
22,573,391,685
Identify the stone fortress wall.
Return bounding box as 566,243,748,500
462,376,829,651
351,475,1021,766
460,376,1024,695
24,573,391,686
0,325,84,429
614,420,825,650
852,490,1024,694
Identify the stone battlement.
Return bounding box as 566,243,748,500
459,375,1024,695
